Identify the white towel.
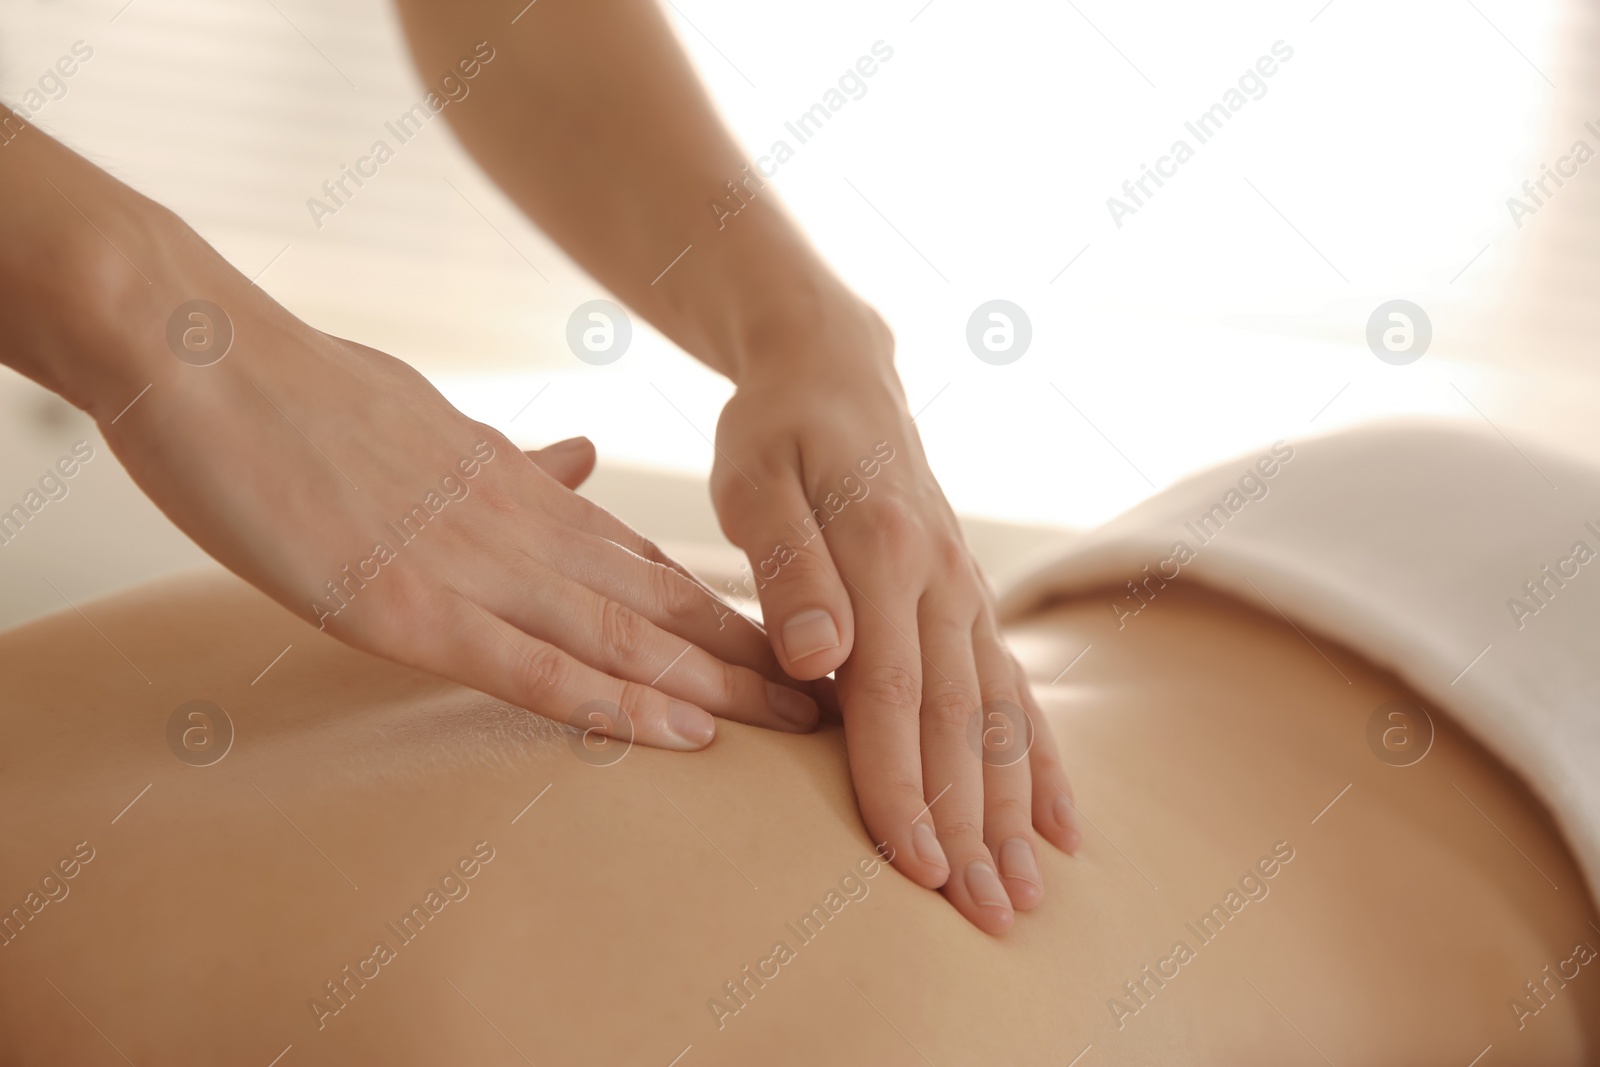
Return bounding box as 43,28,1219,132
997,419,1600,909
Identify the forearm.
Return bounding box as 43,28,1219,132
392,0,891,382
0,111,246,421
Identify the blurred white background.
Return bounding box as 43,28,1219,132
2,0,1595,628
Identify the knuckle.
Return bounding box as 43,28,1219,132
930,532,969,574
518,641,568,694
862,498,922,553
381,567,430,617
637,537,674,568
615,680,659,726
984,794,1032,831
977,698,1034,764
923,684,979,731
709,463,761,522
356,573,429,648
979,682,1025,716
937,810,985,841
875,770,927,808
465,445,523,515
761,543,831,594
650,565,703,623
599,598,649,666
853,662,922,711
859,770,927,828
468,478,521,524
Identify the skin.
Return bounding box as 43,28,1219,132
0,119,833,750
0,574,1594,1064
388,0,1081,928
0,0,1078,935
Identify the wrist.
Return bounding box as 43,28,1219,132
726,291,896,387
0,126,214,420
59,194,287,427
669,196,895,387
55,201,194,418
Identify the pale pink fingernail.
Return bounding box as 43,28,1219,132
782,608,840,662
912,821,948,873
1000,838,1042,891
665,701,715,749
964,860,1011,910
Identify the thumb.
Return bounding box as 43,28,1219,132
523,436,596,490
714,472,855,680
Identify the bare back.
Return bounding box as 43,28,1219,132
0,571,1594,1065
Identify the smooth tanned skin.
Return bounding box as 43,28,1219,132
0,571,1595,1064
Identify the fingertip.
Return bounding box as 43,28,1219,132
999,838,1044,910
1005,880,1043,911
524,436,597,489
982,907,1016,935
779,608,845,678
1050,792,1083,854
1035,817,1078,856
545,434,594,454
962,860,1016,934
900,857,949,891
909,821,951,888
661,700,715,751
765,681,820,732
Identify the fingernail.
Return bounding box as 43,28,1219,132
782,608,840,662
665,701,715,749
1000,838,1042,890
766,681,819,730
912,821,948,873
964,860,1012,910
1053,794,1083,853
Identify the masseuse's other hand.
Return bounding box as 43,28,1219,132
98,270,822,753
710,312,1081,935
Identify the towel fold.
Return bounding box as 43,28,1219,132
998,419,1600,908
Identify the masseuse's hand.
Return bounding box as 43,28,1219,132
710,318,1082,935
90,250,822,753
392,0,1073,933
